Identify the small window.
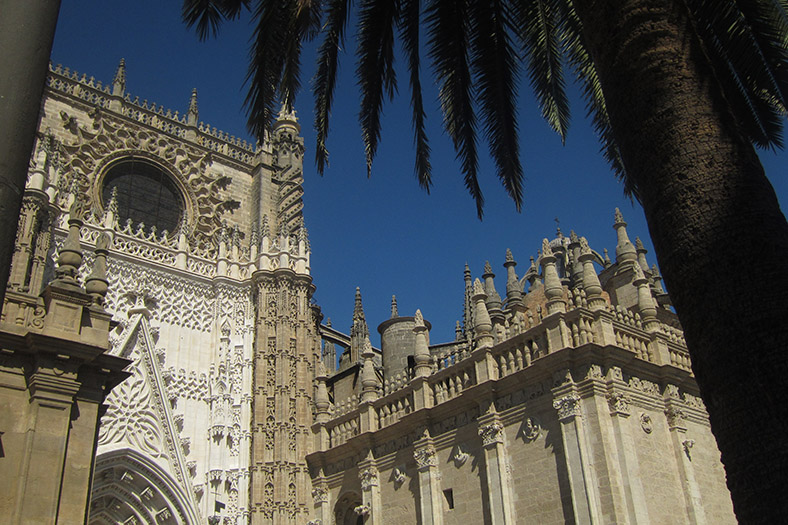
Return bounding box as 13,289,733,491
102,158,183,234
443,488,454,510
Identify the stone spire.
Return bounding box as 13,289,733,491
187,88,199,126
578,237,606,310
568,231,584,289
633,264,659,331
503,249,522,307
390,295,398,318
360,341,381,402
463,263,473,341
350,287,370,363
651,264,665,294
541,239,566,314
472,279,494,348
455,320,463,341
413,310,432,378
482,261,503,318
102,186,119,228
112,58,126,97
54,199,85,286
635,237,650,273
323,318,336,373
85,233,110,308
613,208,637,265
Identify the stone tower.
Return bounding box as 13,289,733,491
249,111,322,524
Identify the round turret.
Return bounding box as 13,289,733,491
377,314,431,380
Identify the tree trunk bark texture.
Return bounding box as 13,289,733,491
572,0,788,522
0,0,61,307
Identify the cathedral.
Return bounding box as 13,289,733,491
0,61,735,524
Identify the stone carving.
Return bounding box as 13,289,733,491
392,467,406,486
413,446,437,470
312,486,328,504
640,413,653,434
665,406,687,429
553,394,582,421
682,439,695,459
360,467,379,490
479,422,504,446
607,392,631,415
521,416,541,442
354,504,371,517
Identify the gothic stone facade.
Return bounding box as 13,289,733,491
308,230,737,524
4,61,735,524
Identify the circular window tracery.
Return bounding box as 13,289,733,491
101,158,184,234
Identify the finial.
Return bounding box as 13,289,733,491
455,320,463,341
579,236,591,254
635,237,645,250
570,230,579,244
505,248,514,263
187,88,199,125
473,278,485,297
414,309,424,326
554,217,561,237
484,261,493,275
390,295,398,318
354,287,363,315
603,248,611,266
614,207,624,224
326,317,332,328
541,238,553,257
412,309,431,377
260,214,270,238
112,58,126,97
85,233,110,307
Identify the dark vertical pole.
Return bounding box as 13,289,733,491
0,0,61,306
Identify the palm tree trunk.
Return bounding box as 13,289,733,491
571,0,788,522
0,0,61,307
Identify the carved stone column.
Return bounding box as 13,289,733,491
414,437,443,525
553,392,602,524
359,463,382,525
478,418,516,524
606,390,649,523
665,399,707,525
310,479,330,525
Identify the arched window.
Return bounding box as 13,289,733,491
102,158,183,234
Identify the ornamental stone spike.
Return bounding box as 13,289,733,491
187,88,199,126
112,58,126,97
540,238,566,314
578,237,606,310
482,261,502,312
350,287,370,363
633,262,658,328
85,233,110,308
413,309,432,377
635,237,650,273
360,341,380,403
55,198,85,284
651,263,666,293
503,248,522,305
103,186,119,228
472,279,494,348
613,208,637,265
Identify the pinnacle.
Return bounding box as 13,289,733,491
390,295,398,318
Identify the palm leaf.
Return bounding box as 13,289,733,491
513,0,570,142
182,0,249,41
314,0,352,174
469,0,524,209
426,0,483,216
356,0,400,176
399,0,433,189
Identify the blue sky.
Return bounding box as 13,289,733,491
51,2,788,345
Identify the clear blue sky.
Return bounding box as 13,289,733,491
51,2,787,345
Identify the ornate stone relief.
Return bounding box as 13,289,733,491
553,394,582,421
413,446,438,470
312,486,328,504
359,467,379,490
607,392,631,416
640,413,653,434
392,467,407,486
479,422,505,447
452,445,470,466
665,406,687,430
521,416,541,442
55,108,240,249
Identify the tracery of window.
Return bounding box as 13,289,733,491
102,158,184,235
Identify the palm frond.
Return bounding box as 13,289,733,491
357,0,400,176
245,1,292,139
558,1,628,187
399,0,433,190
469,0,524,209
280,0,323,112
314,0,352,174
426,0,483,217
182,0,249,41
513,0,570,142
687,0,785,147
